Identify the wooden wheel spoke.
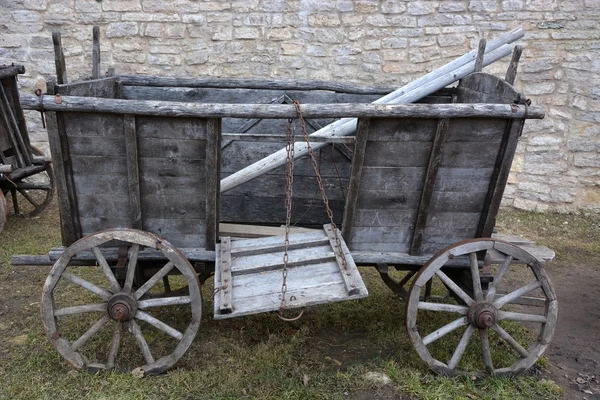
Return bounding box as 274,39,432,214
62,271,112,301
485,255,513,301
448,325,475,369
134,261,174,300
124,244,140,292
136,310,184,340
422,317,468,346
491,324,529,358
469,253,483,301
107,322,122,369
129,320,155,364
435,270,474,306
498,310,547,323
418,301,468,315
17,188,41,208
138,296,191,309
494,281,542,309
92,247,122,293
71,315,110,351
479,329,494,374
54,302,107,316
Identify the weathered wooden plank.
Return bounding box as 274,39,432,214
222,223,320,239
231,245,335,275
474,39,487,73
205,118,220,250
71,155,127,175
138,157,206,178
411,118,450,255
363,142,501,168
2,74,31,155
356,190,487,212
323,224,364,296
61,112,124,137
67,136,126,157
505,45,523,85
143,218,207,235
342,118,370,240
120,75,400,94
138,138,207,160
477,119,525,238
139,175,206,195
354,209,417,227
58,78,118,98
45,79,80,245
22,95,545,120
92,26,101,79
0,84,27,167
218,237,232,313
140,194,207,219
52,31,67,84
221,132,355,143
358,167,493,192
220,195,345,226
0,65,25,79
135,116,207,140
124,116,142,229
230,231,328,256
456,73,520,104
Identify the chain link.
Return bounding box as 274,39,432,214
293,100,349,272
279,118,295,315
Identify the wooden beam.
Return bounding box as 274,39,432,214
505,45,523,85
92,26,101,80
0,85,26,167
410,118,451,255
0,65,25,79
341,118,370,241
218,237,232,313
21,95,545,120
474,39,487,72
52,31,68,85
45,78,80,245
205,118,221,251
476,118,525,238
124,115,142,230
221,133,355,143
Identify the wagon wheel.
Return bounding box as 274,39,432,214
41,229,202,376
406,239,557,377
0,191,6,233
4,146,55,217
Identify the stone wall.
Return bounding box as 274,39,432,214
1,0,599,212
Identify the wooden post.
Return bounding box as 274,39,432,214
45,78,80,245
205,118,221,251
92,26,101,80
505,45,523,85
474,39,487,72
341,118,370,241
124,115,142,230
410,118,451,255
52,31,68,85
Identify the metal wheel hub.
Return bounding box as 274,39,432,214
468,302,497,329
107,293,138,322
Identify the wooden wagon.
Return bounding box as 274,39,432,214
13,29,558,378
0,65,54,232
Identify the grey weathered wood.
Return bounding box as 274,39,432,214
505,45,523,85
477,119,524,238
0,65,25,79
0,83,28,167
324,224,364,296
0,164,12,174
52,31,68,84
57,77,118,98
205,118,220,250
45,79,80,245
21,95,545,120
218,237,232,313
92,26,101,80
474,39,487,72
231,230,328,257
124,116,142,230
410,118,450,255
221,133,355,143
342,118,370,240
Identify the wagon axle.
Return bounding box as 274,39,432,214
467,302,497,329
107,293,138,322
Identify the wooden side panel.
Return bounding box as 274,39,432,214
347,114,507,255
136,116,209,248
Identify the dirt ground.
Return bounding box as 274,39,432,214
543,258,600,399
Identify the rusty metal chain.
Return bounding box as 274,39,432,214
278,118,304,322
293,100,349,272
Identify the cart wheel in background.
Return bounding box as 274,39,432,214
406,238,557,377
41,229,202,377
5,146,55,218
0,191,6,233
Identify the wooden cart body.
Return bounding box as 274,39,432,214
42,73,543,263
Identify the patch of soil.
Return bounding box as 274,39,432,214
544,258,600,399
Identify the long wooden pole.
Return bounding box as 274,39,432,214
220,42,518,193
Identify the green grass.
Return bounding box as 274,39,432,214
0,204,570,400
